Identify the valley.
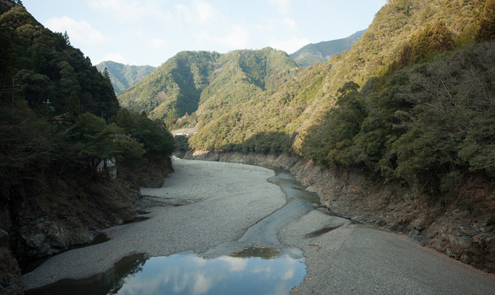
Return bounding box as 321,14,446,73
2,0,495,294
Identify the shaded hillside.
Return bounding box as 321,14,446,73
117,51,220,127
181,0,495,274
0,2,176,294
189,0,491,154
117,48,298,128
290,30,366,67
95,61,156,94
0,3,119,117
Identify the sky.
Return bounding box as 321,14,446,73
22,0,387,67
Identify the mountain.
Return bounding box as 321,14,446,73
117,48,299,128
182,0,495,273
290,30,366,67
125,0,494,179
0,3,119,117
0,2,175,293
95,61,156,94
185,0,495,197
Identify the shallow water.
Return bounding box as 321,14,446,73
26,166,318,295
27,247,306,295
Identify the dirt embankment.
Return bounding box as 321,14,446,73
0,156,173,295
178,150,495,274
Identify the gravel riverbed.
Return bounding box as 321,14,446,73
21,157,495,294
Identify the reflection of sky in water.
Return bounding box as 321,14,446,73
26,169,311,295
114,251,305,295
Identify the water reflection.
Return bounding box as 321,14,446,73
230,246,281,259
26,167,312,295
26,247,305,295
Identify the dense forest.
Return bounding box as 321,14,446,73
118,48,299,129
2,0,495,292
165,0,495,273
0,1,176,293
95,61,156,94
290,30,366,67
116,0,495,200
169,0,495,200
0,1,175,190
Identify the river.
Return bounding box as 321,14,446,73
22,158,495,294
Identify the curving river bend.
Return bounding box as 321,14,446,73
23,158,495,294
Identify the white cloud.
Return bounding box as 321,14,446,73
269,36,309,54
218,256,248,272
194,1,217,23
175,3,192,22
149,38,167,49
219,25,250,49
103,53,126,63
283,18,297,30
255,23,274,32
87,0,167,22
196,30,212,41
252,266,272,274
172,1,219,25
281,267,295,280
270,0,291,14
192,273,214,295
44,17,106,45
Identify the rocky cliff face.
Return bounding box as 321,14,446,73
0,157,172,295
179,150,495,274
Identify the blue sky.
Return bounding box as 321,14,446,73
22,0,386,67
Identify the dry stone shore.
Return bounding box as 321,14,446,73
21,157,495,294
21,158,286,290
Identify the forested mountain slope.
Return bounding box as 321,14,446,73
179,0,495,273
0,1,175,293
117,48,298,128
118,0,495,200
189,0,494,174
290,30,366,67
95,61,156,94
165,0,495,271
117,51,220,127
0,3,119,117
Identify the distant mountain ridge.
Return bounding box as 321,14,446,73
117,48,299,128
95,61,156,94
290,30,366,67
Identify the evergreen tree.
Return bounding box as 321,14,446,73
103,67,111,82
63,31,70,46
64,91,83,119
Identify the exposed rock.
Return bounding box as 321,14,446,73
0,230,22,295
180,150,495,273
0,154,173,295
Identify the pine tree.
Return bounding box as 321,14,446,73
63,31,70,46
103,67,111,81
64,91,83,120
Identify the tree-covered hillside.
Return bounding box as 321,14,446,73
183,0,495,196
0,0,176,195
95,61,156,94
0,3,119,117
290,30,366,67
117,51,220,127
117,48,298,128
1,2,177,292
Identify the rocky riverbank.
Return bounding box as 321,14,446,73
177,150,495,274
20,157,495,294
0,156,173,295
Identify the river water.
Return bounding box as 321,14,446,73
26,167,320,295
